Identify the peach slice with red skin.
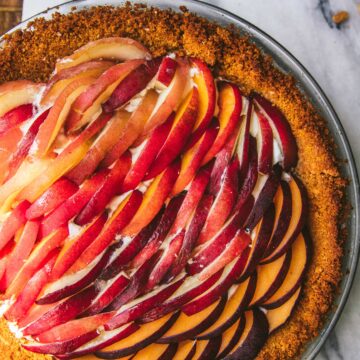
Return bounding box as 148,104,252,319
26,177,78,220
182,250,251,316
121,112,174,193
55,37,151,72
132,343,178,360
256,108,274,174
36,312,114,343
192,338,222,360
265,286,301,333
0,80,43,120
75,152,131,225
41,60,113,106
187,58,216,141
69,190,143,273
49,212,108,281
197,275,255,339
262,233,309,309
6,109,50,182
0,104,34,136
102,58,161,113
172,341,196,360
104,280,184,331
121,161,180,236
55,323,139,358
145,86,199,179
5,227,68,299
171,121,218,195
66,59,144,133
187,195,254,276
101,89,159,168
249,250,292,307
197,159,239,245
97,313,178,358
261,175,308,263
157,297,226,343
0,200,30,251
40,170,108,238
4,249,58,322
34,76,95,157
67,110,131,185
201,82,243,165
157,57,178,86
136,60,190,144
253,93,298,170
131,194,185,269
2,219,40,289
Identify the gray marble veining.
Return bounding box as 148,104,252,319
22,0,360,359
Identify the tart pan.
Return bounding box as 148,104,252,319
2,0,360,358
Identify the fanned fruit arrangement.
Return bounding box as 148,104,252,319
0,37,310,360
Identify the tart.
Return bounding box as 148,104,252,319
0,3,346,360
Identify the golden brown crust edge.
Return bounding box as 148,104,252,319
0,4,346,360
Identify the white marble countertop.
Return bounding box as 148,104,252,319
22,1,360,359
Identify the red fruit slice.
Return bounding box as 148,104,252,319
157,57,178,86
121,161,180,236
40,170,108,237
26,178,78,220
253,93,298,170
121,112,174,193
0,103,33,134
256,108,273,174
66,59,143,133
0,200,30,250
201,82,242,164
145,87,199,179
67,110,131,185
75,152,131,225
2,219,40,289
50,212,108,280
6,109,50,181
102,58,161,113
70,190,143,272
101,89,159,168
5,249,58,322
5,226,68,298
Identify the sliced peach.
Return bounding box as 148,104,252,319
6,109,50,182
173,341,196,360
201,82,242,164
66,59,143,133
5,227,68,298
2,219,40,288
158,297,225,343
0,104,34,136
191,339,221,360
249,250,291,306
120,112,174,193
67,110,131,185
265,287,301,333
70,190,143,272
171,121,218,195
0,80,43,118
56,37,151,72
98,314,178,358
157,57,178,87
41,60,113,106
188,58,216,139
34,76,95,157
101,89,159,168
102,58,161,113
263,233,308,308
145,87,199,179
122,161,180,236
49,213,108,280
137,60,190,144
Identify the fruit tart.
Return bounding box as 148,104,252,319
0,3,346,360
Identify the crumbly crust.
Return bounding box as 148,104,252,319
0,3,346,359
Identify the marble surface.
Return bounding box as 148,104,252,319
21,0,360,359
